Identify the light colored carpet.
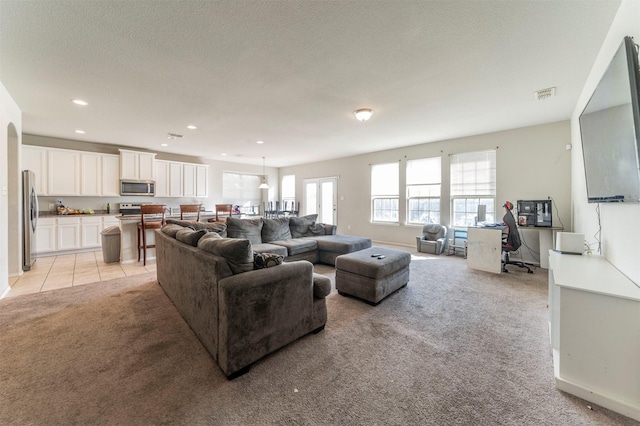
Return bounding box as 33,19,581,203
0,256,637,425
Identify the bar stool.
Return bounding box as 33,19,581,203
208,204,232,223
137,204,166,266
180,204,201,222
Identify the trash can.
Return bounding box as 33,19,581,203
101,226,121,263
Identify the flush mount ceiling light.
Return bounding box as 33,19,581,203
71,99,89,106
258,156,269,189
256,140,264,144
74,129,85,134
354,108,373,121
186,125,197,130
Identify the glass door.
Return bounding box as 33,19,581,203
303,177,337,225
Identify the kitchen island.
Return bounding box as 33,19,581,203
117,212,262,263
117,212,215,263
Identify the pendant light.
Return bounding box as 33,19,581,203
258,156,269,189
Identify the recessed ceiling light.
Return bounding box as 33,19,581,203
187,125,197,130
161,143,169,147
72,99,89,106
74,129,85,134
221,153,227,156
256,140,264,144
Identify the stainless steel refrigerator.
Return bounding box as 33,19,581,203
22,170,39,271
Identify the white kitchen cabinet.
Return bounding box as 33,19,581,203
57,217,81,251
22,145,49,195
183,163,196,197
35,217,56,253
49,149,81,196
103,216,120,228
155,160,170,197
36,215,121,255
169,162,183,197
156,160,207,198
101,154,120,196
119,149,156,181
139,152,155,181
195,165,208,197
80,153,102,196
81,216,102,248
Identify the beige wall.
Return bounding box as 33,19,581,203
280,120,572,261
571,0,640,283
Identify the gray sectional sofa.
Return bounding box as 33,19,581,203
166,214,372,266
155,215,371,378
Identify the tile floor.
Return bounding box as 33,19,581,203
6,251,156,298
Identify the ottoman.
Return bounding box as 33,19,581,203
335,247,411,305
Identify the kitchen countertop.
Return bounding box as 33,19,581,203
39,210,116,217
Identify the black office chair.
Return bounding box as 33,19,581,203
501,201,533,273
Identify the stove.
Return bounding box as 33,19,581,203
119,203,142,216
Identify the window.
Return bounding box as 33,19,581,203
371,162,399,222
450,150,496,226
222,172,261,213
406,157,441,224
281,175,296,211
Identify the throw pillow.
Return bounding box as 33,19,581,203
261,217,292,242
166,219,228,237
308,223,326,235
289,214,318,238
197,235,254,274
226,217,264,245
161,224,185,238
176,228,207,246
253,253,284,269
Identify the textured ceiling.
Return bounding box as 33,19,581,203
0,0,621,167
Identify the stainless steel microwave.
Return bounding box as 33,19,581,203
120,180,155,196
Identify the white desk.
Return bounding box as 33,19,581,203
466,226,504,274
549,251,640,422
518,226,563,269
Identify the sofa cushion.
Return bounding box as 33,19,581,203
262,217,292,242
226,217,264,245
309,235,373,254
175,228,207,246
253,253,284,269
270,238,318,256
166,219,227,237
289,214,319,238
197,233,254,274
252,243,289,257
161,223,186,238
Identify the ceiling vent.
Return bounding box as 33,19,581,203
167,133,184,139
534,87,556,100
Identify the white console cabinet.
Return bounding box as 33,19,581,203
548,251,640,422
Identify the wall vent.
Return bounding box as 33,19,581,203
167,133,184,139
534,87,556,100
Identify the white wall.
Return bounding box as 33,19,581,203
280,120,572,262
1,81,22,295
571,0,640,284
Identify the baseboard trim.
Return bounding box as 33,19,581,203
555,376,640,422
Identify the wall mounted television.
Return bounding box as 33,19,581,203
579,36,640,203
